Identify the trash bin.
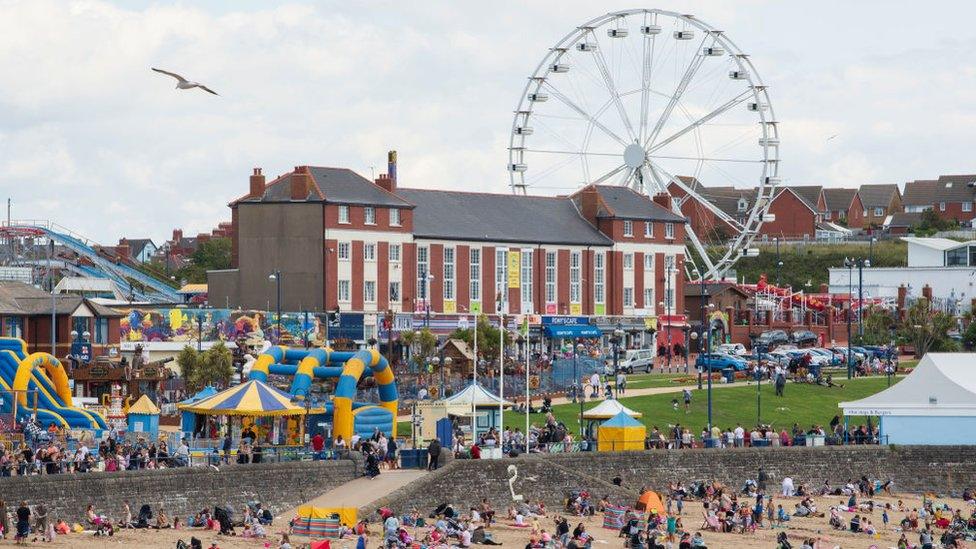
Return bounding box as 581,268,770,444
722,368,735,384
399,448,428,469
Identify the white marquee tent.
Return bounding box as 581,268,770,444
583,399,643,419
839,353,976,445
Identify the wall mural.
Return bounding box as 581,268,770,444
118,308,366,346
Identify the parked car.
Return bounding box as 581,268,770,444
807,348,841,366
861,345,895,360
830,346,866,365
754,330,790,349
609,348,655,374
717,343,749,357
791,330,818,347
696,352,749,372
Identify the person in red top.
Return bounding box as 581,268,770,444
311,432,325,458
470,443,481,459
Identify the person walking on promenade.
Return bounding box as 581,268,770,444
427,438,441,471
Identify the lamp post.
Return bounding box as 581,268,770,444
268,270,282,342
706,303,713,432
424,272,434,328
869,236,877,266
611,325,624,378
516,334,526,452
844,258,854,379
774,237,781,286
858,258,869,338
664,262,674,372
197,309,204,352
573,340,585,436
754,343,765,426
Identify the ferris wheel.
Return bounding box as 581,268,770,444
508,9,780,281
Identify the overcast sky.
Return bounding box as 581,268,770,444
1,0,975,243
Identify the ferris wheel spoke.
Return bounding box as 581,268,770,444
542,82,630,147
647,90,753,154
525,148,623,158
638,17,658,144
650,154,765,164
683,222,717,279
644,35,710,149
586,31,638,142
652,162,746,233
591,163,629,184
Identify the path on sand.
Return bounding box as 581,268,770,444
281,469,427,518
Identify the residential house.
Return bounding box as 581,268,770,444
818,188,864,228
668,177,758,242
903,175,976,223
858,184,902,228
884,212,922,235
117,238,158,263
684,281,751,316
757,186,823,240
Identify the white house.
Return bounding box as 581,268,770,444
840,353,976,445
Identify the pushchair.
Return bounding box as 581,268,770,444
136,504,153,528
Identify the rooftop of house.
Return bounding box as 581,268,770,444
858,184,900,209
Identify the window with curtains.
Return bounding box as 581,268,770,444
665,222,675,239
643,288,654,309
389,244,401,262
389,208,401,226
623,220,633,236
364,280,376,303
389,281,400,303
364,206,376,225
496,249,508,310
570,251,581,303
443,247,455,300
624,253,633,269
337,242,350,260
520,249,533,307
417,246,429,301
623,287,633,307
644,253,653,270
364,243,376,261
545,251,556,304
594,252,605,304
470,248,481,302
338,205,350,224
644,221,653,237
338,280,350,302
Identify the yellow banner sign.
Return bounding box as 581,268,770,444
507,250,521,288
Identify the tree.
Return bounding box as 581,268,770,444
962,313,976,351
179,342,235,391
400,328,438,371
857,307,895,345
176,345,200,386
447,314,512,365
174,237,232,283
898,299,958,357
913,209,959,236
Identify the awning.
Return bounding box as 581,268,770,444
544,324,602,338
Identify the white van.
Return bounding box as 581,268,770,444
614,348,655,373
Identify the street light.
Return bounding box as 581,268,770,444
573,340,585,437
869,236,877,266
690,331,701,389
269,270,282,342
611,325,624,378
774,237,782,286
424,272,435,327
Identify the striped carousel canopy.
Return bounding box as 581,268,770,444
177,379,309,417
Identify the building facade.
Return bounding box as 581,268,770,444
903,175,976,223
858,184,902,229
208,162,688,340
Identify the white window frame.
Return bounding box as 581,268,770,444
496,249,508,311
940,202,947,212
624,253,633,269
665,222,675,240
964,203,973,213
594,252,605,305
643,253,653,270
570,251,581,304
337,242,350,261
364,206,376,225
338,205,350,224
443,247,455,301
470,248,481,302
623,287,633,308
417,245,429,302
389,281,401,303
623,220,633,237
643,287,654,308
545,251,557,304
389,208,401,226
338,280,350,302
364,280,376,303
389,244,401,262
520,249,533,309
363,243,376,261
644,221,653,237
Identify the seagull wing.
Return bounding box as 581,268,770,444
197,85,219,96
151,67,188,83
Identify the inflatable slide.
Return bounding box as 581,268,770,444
0,337,107,429
249,346,397,440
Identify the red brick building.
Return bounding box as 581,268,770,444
903,174,976,223
208,162,688,339
818,188,864,228
758,186,823,240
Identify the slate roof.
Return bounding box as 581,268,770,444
672,176,758,218
125,239,155,258
784,186,823,211
243,166,412,207
903,175,976,206
821,188,858,212
858,184,900,209
588,186,685,222
395,188,613,246
886,211,923,228
0,282,122,316
682,281,750,298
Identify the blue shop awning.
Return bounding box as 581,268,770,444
543,324,602,338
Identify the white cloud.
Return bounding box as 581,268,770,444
0,0,975,243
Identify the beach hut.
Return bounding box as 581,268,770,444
126,394,160,436
597,410,646,452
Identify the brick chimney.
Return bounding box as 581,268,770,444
376,173,395,193
652,193,671,210
172,229,183,242
249,167,266,198
116,243,130,259
579,186,600,225
290,166,312,200
897,285,907,310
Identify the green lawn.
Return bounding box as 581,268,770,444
504,375,903,433
622,372,694,390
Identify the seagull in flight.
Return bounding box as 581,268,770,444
151,67,219,95
826,134,838,142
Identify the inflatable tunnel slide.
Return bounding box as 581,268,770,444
249,346,397,441
0,338,107,430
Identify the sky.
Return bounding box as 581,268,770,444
1,0,976,244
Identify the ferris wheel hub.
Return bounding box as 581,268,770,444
623,143,646,169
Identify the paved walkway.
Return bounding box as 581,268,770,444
281,468,427,518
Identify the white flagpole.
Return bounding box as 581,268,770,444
472,314,478,444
